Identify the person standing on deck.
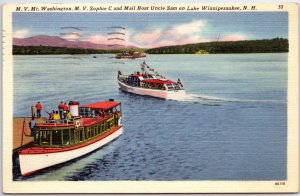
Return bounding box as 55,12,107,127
35,102,42,118
63,102,69,119
58,101,64,119
29,117,36,136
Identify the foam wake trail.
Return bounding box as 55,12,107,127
173,93,286,104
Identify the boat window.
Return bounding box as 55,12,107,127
80,129,84,142
94,125,98,135
103,122,107,132
95,110,100,117
97,124,100,135
108,109,113,115
174,84,180,90
89,127,92,138
40,131,51,146
63,130,70,146
114,114,119,126
107,118,113,130
166,84,174,90
85,128,89,140
52,130,62,146
80,107,95,117
92,127,96,137
107,121,110,130
100,122,104,133
90,127,93,138
86,128,93,139
34,131,40,144
69,129,74,144
97,123,100,134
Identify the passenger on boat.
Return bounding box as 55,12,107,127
46,110,55,120
114,111,120,126
66,110,72,120
63,102,69,119
58,101,64,119
100,110,105,117
53,111,61,121
51,110,55,119
35,102,42,118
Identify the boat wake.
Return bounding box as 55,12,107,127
173,93,286,105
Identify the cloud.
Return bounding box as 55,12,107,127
172,20,205,35
85,34,108,44
134,29,162,45
220,34,247,41
73,20,247,48
130,20,207,48
13,29,30,38
153,36,211,48
61,33,82,41
62,19,209,48
84,29,133,47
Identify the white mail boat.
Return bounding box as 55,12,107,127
117,62,185,99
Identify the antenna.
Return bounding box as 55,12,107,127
217,33,221,42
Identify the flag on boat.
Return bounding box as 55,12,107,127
141,63,145,71
177,78,183,87
22,118,27,135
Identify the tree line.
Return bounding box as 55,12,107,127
13,45,123,55
13,38,288,55
145,38,288,54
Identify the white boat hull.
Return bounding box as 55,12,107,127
118,81,186,99
19,126,123,176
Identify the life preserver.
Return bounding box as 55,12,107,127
75,121,80,128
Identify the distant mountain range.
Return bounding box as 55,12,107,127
13,35,136,49
13,36,288,55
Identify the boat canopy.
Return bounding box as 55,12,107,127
81,101,120,110
143,79,176,85
131,73,149,77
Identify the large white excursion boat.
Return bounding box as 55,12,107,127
19,100,123,176
117,62,185,99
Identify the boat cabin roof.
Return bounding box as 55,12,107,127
36,122,74,128
143,79,176,85
131,73,149,77
80,101,120,110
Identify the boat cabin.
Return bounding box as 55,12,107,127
141,79,181,91
32,101,121,148
123,73,181,91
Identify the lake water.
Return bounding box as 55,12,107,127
13,53,287,181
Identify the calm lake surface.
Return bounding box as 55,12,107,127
13,53,287,181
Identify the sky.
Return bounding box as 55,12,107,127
13,12,288,48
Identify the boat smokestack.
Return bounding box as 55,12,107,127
69,101,80,117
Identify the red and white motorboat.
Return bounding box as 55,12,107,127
117,62,185,99
19,100,123,176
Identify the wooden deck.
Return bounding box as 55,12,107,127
13,117,45,151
